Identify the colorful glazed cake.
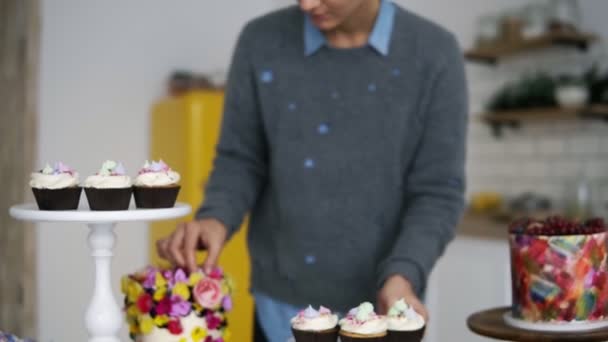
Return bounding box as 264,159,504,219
121,267,233,342
509,216,608,323
290,305,339,342
133,160,180,208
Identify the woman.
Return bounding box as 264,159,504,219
157,0,467,341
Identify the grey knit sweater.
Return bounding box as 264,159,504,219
197,4,468,311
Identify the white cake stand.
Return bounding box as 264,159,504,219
9,203,192,342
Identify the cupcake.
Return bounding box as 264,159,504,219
339,302,387,342
84,160,132,210
132,160,180,208
386,299,426,342
30,162,81,210
291,305,339,342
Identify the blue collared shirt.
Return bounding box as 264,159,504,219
304,0,396,56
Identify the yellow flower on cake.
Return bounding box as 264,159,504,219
173,282,190,301
189,272,203,286
126,304,139,319
153,314,169,326
155,272,167,288
139,315,154,335
191,326,207,341
153,286,167,302
128,323,139,335
126,280,144,303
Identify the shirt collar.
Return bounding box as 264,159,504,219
304,0,396,57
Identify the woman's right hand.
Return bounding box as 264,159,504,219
156,218,228,273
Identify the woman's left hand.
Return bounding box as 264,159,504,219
377,274,429,321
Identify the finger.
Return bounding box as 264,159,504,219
156,238,169,260
203,239,222,274
169,225,186,267
184,223,201,273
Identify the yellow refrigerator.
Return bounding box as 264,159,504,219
148,90,253,342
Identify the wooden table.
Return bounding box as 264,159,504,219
467,307,608,342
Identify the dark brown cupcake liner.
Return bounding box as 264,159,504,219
85,187,132,211
32,187,82,210
133,185,180,208
292,327,339,342
386,327,425,342
339,331,387,342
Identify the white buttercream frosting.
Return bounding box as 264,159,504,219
85,160,131,188
134,160,180,187
138,313,222,342
84,174,131,188
134,171,180,187
387,298,426,331
291,306,338,331
339,302,387,335
30,162,79,189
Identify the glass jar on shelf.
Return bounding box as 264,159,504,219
523,2,550,39
548,0,582,32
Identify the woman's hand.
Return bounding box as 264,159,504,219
156,218,227,273
377,274,429,321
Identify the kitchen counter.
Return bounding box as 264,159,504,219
456,212,509,240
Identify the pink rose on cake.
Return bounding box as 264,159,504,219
194,277,223,309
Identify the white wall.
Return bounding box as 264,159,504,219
38,1,608,341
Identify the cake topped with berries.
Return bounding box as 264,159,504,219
509,216,606,236
509,216,608,323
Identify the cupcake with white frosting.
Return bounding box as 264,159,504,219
84,160,132,210
339,302,387,342
290,305,339,342
30,162,81,210
132,160,180,208
386,299,425,342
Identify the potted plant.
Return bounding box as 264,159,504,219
555,74,589,109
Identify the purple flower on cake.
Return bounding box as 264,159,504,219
319,306,331,315
143,271,157,289
170,295,191,317
40,162,76,175
97,160,127,176
303,305,320,318
173,268,188,286
139,160,171,174
222,295,233,312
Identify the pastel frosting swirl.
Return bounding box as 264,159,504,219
291,305,338,331
30,162,79,189
339,302,387,335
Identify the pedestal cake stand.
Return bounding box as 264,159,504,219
9,203,191,342
467,307,608,342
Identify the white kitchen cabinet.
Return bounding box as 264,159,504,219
425,235,511,342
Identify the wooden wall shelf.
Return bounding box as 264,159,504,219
480,104,608,136
466,31,599,64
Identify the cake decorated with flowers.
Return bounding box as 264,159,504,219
121,267,233,342
84,160,132,210
133,160,180,208
509,216,608,323
30,162,81,210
